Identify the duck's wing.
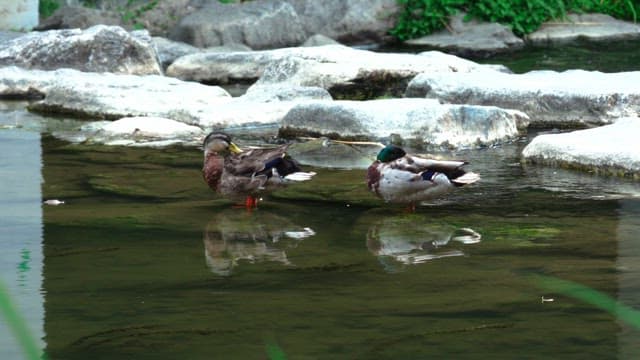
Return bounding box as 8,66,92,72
392,155,479,184
225,145,301,177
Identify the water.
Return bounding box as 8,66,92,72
2,43,640,358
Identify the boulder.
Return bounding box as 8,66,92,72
522,117,640,178
170,1,307,49
406,69,640,127
287,0,399,45
302,34,340,47
0,25,162,75
0,66,232,124
404,13,525,57
167,45,506,98
527,13,640,46
170,0,399,49
280,98,529,149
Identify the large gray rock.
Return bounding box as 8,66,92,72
170,0,399,49
405,13,524,57
0,66,232,123
152,36,252,70
287,0,399,45
280,98,529,149
522,117,640,178
527,13,640,46
170,1,306,49
0,25,162,75
406,69,640,127
167,45,506,98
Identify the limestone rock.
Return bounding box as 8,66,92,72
527,13,640,46
406,69,640,127
0,25,162,75
405,13,525,57
522,117,640,178
280,98,529,149
0,66,232,124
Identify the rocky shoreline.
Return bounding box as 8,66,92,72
0,1,639,178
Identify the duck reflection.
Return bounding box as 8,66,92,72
366,216,481,271
203,210,315,276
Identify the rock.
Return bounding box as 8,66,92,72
34,6,122,31
302,34,341,47
152,36,252,70
0,66,232,123
405,13,525,57
522,117,640,178
167,45,505,98
0,25,162,75
280,98,529,149
406,69,640,127
242,84,332,102
170,0,399,49
62,116,206,147
287,0,399,45
0,31,26,44
170,1,306,49
527,13,640,46
152,36,202,70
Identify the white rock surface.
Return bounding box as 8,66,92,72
527,13,640,45
406,69,640,127
0,25,162,75
522,117,640,178
281,98,529,149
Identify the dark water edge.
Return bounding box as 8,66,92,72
380,39,640,74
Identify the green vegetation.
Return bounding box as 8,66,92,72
39,0,60,19
391,0,640,40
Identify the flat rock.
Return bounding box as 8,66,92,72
167,45,507,98
522,117,640,178
280,98,529,149
0,66,232,124
0,25,161,75
527,13,640,45
57,116,206,147
406,69,640,127
405,13,525,57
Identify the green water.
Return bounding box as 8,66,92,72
27,135,640,359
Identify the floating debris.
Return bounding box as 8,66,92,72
541,296,555,303
43,199,65,206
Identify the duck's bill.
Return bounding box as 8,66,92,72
228,142,243,154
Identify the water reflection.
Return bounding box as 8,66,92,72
203,209,315,276
364,214,480,272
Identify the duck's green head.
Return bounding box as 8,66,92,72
376,145,406,162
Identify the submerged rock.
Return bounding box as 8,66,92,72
406,69,640,127
280,98,529,150
522,117,640,178
0,25,162,75
527,13,640,46
405,13,525,57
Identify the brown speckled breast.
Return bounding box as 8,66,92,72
203,153,224,192
366,161,381,195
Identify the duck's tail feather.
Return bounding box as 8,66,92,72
284,171,317,182
452,171,480,186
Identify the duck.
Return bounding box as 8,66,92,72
366,145,480,211
202,132,316,209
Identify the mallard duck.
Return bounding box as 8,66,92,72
203,132,316,208
367,145,480,211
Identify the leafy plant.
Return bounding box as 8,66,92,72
39,0,60,19
390,0,640,41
